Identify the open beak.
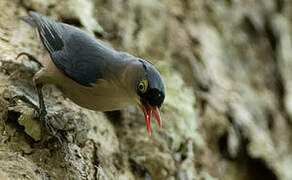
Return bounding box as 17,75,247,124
141,103,162,136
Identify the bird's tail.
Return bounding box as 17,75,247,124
17,14,43,67
18,16,37,28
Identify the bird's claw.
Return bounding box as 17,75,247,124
40,114,68,144
16,52,43,67
11,95,68,144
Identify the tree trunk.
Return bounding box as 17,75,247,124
0,0,290,179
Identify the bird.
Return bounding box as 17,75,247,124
17,11,165,136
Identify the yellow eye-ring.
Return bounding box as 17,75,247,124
138,80,148,93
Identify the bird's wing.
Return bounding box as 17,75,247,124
22,11,119,87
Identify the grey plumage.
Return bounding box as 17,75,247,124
22,12,124,87
19,11,165,135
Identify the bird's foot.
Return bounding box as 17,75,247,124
16,52,43,67
40,113,69,145
11,95,68,144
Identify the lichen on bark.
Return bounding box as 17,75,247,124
0,0,292,180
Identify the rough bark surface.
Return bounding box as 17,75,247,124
0,0,291,180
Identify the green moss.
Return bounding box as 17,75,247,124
18,114,41,141
156,61,205,150
200,172,218,180
69,0,104,34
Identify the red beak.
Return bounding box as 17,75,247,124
141,103,162,136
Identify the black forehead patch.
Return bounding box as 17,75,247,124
138,59,165,107
139,59,165,93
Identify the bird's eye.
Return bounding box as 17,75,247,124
138,80,148,93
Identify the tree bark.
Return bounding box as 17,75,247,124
0,0,291,179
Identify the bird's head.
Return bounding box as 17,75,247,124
136,60,165,135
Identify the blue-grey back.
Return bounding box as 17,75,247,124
25,11,127,87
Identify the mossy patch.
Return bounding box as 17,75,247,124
18,114,41,141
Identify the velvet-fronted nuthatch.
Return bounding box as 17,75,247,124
18,11,165,135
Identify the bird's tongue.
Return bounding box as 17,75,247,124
141,104,161,135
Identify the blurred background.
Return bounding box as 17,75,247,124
0,0,291,179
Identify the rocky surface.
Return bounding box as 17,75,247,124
0,0,291,179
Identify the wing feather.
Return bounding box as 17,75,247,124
22,11,119,87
